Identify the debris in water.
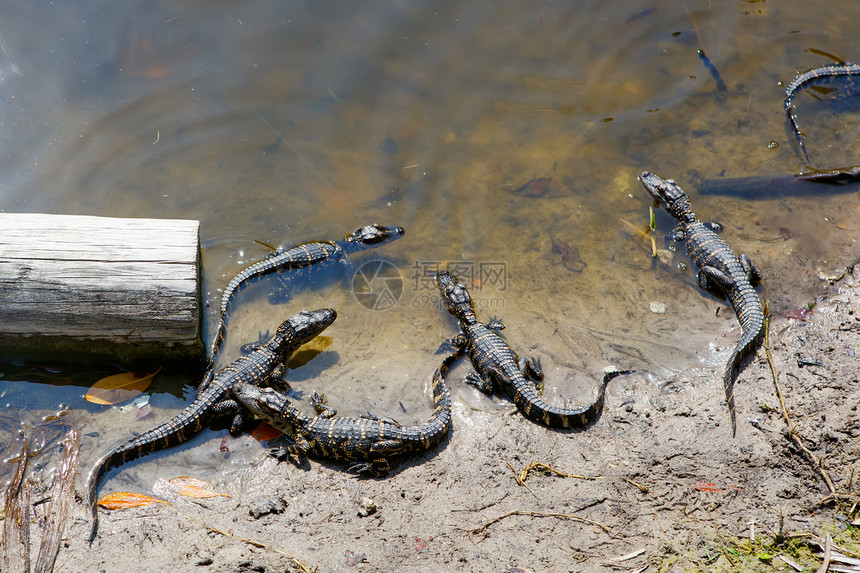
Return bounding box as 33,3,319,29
512,177,551,197
551,237,586,272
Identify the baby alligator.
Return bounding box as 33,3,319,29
210,223,404,367
784,62,860,163
435,270,629,429
232,350,457,477
639,171,764,436
86,308,336,542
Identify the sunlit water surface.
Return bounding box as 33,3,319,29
1,0,859,495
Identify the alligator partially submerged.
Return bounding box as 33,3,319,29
86,308,336,542
232,350,457,476
210,223,404,368
784,62,860,163
435,270,629,429
639,171,765,436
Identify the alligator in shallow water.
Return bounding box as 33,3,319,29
435,270,629,429
86,308,336,542
209,223,404,369
232,350,457,476
639,171,764,436
784,62,860,164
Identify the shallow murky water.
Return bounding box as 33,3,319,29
1,1,860,495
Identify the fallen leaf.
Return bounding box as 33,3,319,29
168,476,230,499
250,422,282,442
551,237,586,272
288,336,333,369
512,177,551,197
85,367,161,405
98,492,167,510
694,482,726,493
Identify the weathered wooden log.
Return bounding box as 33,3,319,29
0,213,203,366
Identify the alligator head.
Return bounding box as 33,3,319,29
638,171,696,223
435,270,477,324
345,223,405,245
270,308,337,358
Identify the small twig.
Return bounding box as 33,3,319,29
516,461,600,483
625,477,650,493
506,462,539,500
815,533,832,573
763,315,836,494
468,510,611,539
450,493,509,513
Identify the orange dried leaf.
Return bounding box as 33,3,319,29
98,491,167,510
85,367,161,405
250,422,282,442
694,482,725,493
168,476,230,499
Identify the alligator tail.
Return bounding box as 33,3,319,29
724,285,766,436
86,402,213,543
418,349,458,445
511,369,632,429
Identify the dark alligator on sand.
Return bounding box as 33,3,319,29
232,350,457,477
784,62,860,163
209,223,404,368
639,171,764,436
86,308,336,542
435,270,629,429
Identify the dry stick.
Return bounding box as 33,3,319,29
763,316,836,494
815,533,832,573
625,477,649,493
469,510,611,538
34,428,80,573
506,462,539,500
2,438,31,573
517,461,599,483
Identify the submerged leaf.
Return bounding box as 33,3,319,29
98,492,167,510
168,476,231,499
512,177,551,197
85,367,161,405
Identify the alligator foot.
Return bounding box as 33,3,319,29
464,370,494,394
310,392,337,418
348,459,390,477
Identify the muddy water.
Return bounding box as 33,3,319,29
1,1,859,496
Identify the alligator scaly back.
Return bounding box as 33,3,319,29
435,270,630,429
86,308,336,542
639,172,764,435
232,349,457,476
209,224,404,369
